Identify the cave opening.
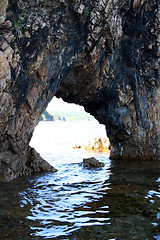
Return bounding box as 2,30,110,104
29,97,110,170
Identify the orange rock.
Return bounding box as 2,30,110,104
73,137,110,155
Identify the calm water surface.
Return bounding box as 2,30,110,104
0,121,160,239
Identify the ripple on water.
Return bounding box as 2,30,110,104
0,158,160,239
22,158,111,238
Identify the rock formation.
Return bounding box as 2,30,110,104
82,157,105,168
73,137,110,154
0,0,159,181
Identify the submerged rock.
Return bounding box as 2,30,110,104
82,157,105,168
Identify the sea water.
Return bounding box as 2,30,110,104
0,121,159,239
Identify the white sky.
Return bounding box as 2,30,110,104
46,97,85,113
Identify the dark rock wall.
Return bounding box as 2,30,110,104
57,0,160,160
0,0,159,181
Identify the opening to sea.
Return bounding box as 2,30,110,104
30,97,110,171
0,97,159,240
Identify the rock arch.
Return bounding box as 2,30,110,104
0,0,159,181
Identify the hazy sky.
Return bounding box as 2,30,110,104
46,97,85,113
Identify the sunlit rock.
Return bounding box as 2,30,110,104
73,137,110,155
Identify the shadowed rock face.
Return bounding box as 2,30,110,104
0,0,159,181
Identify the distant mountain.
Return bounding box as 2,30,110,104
40,110,94,121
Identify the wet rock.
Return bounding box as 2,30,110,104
28,148,57,173
0,147,57,182
82,157,105,168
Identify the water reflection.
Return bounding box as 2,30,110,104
0,158,159,239
21,157,111,238
104,160,160,239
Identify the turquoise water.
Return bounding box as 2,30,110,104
0,121,159,239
